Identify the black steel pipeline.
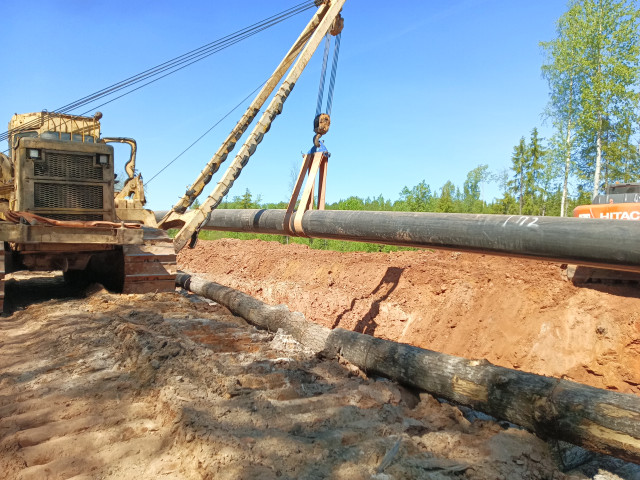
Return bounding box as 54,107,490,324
156,208,640,272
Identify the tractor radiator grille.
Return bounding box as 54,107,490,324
43,213,104,222
35,152,103,181
34,183,103,210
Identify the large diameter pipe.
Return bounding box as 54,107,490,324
162,208,640,272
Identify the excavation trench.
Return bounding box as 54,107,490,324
1,267,639,478
177,272,640,465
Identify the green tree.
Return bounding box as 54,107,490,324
463,164,489,213
335,196,366,210
540,145,562,216
226,188,261,209
546,128,574,216
542,0,640,198
490,168,520,214
240,189,253,209
436,181,458,213
541,8,580,216
508,130,548,215
364,195,392,211
525,128,546,214
509,137,527,214
397,180,434,212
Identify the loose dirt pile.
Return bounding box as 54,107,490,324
0,276,588,479
179,239,640,395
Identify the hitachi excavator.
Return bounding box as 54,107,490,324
569,183,640,283
0,0,345,311
573,182,640,220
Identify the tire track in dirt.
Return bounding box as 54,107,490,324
0,276,635,479
0,295,172,479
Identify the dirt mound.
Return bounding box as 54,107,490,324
179,238,640,394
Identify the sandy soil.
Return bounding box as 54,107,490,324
0,276,580,480
1,237,639,479
179,239,640,395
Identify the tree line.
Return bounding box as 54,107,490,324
540,0,640,215
218,160,588,216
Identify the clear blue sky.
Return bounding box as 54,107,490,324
1,0,568,211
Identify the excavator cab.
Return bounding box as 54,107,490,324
605,182,640,197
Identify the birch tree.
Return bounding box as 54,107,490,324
541,0,640,200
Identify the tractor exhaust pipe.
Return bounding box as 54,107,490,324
158,209,640,272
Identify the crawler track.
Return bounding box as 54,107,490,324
122,228,176,294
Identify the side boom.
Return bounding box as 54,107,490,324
171,0,347,253
159,0,333,227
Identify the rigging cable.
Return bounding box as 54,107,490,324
145,80,266,185
312,13,342,147
0,0,317,145
325,32,341,116
59,1,315,115
315,35,331,117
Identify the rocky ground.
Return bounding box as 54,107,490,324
0,238,639,479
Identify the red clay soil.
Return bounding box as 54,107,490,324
179,238,640,395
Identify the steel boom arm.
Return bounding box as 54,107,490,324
159,2,332,227
171,0,347,252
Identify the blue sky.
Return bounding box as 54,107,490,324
2,0,568,210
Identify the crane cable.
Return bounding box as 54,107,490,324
0,0,318,147
60,1,315,116
145,80,266,185
312,14,342,148
316,31,341,118
325,32,341,116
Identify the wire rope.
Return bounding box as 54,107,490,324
145,80,266,185
0,0,317,145
315,35,331,117
325,32,341,116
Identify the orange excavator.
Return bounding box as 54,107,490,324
569,182,640,282
573,182,640,220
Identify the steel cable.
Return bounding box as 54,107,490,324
0,0,317,145
145,81,267,185
326,32,341,116
315,35,331,117
59,1,315,114
313,31,340,118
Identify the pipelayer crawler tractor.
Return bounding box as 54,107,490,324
0,0,348,311
0,111,176,310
